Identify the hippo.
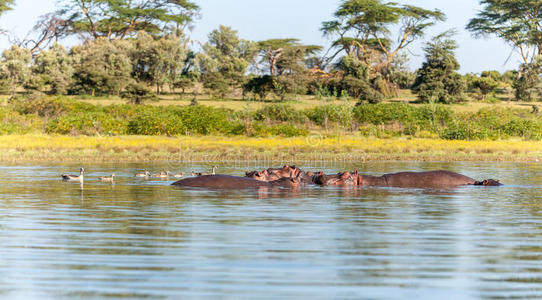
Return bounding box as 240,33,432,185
172,174,300,189
246,165,302,181
354,170,501,188
245,170,274,181
312,171,357,186
266,165,300,180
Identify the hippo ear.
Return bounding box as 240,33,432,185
318,171,324,176
283,165,289,170
291,165,296,170
245,171,249,176
354,170,358,175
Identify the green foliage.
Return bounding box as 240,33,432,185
305,104,353,128
249,122,308,137
171,105,232,135
121,82,158,105
0,106,42,134
132,32,189,94
71,38,134,96
0,45,32,95
202,72,231,98
46,111,126,135
243,75,274,100
196,25,256,96
253,104,305,123
30,43,74,95
272,74,308,101
412,33,466,103
126,111,184,136
57,0,200,40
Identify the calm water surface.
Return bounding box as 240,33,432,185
1,161,542,299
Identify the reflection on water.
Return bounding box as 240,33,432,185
0,162,542,299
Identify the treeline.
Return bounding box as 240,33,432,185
0,0,539,103
3,97,542,140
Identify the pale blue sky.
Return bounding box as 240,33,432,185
0,0,523,74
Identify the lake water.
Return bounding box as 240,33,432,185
1,161,542,299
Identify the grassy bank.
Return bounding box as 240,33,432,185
2,134,542,162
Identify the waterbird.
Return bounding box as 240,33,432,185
98,173,115,182
192,166,218,176
61,168,84,182
135,170,150,177
171,172,185,178
151,171,169,178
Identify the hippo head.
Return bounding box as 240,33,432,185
245,170,270,181
267,165,299,179
474,179,502,186
313,171,357,186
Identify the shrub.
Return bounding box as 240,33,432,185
253,104,306,123
126,111,184,136
305,104,353,129
172,105,232,135
46,111,126,135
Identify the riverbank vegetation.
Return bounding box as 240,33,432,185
0,0,542,162
2,96,542,141
2,134,542,163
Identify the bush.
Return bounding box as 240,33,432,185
305,104,353,129
46,111,126,135
126,111,184,136
0,107,43,134
248,122,308,137
171,105,234,135
253,104,306,123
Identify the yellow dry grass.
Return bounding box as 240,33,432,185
1,134,542,162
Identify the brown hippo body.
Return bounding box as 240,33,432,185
357,170,501,188
172,175,299,189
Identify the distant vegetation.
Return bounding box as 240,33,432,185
0,0,542,144
1,97,541,141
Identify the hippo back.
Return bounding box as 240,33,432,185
383,170,476,188
172,175,270,189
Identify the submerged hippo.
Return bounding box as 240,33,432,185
312,171,357,186
172,174,300,189
355,170,501,188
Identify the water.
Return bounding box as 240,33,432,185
1,161,542,299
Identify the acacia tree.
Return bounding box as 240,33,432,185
322,0,444,70
257,39,321,76
467,0,542,100
0,0,13,17
56,0,200,40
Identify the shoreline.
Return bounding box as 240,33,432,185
1,134,542,163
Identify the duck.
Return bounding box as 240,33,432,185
135,170,150,177
171,172,185,178
151,171,169,178
61,168,84,182
98,173,115,182
191,166,218,176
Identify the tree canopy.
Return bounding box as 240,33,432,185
322,0,444,69
57,0,200,40
467,0,542,66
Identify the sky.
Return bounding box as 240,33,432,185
0,0,523,74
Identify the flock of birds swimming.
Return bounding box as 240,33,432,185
60,166,219,183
